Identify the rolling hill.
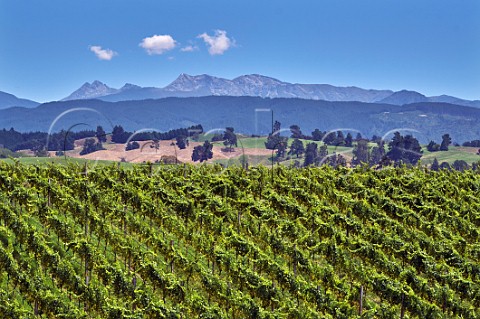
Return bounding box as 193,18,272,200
0,91,39,110
1,96,480,144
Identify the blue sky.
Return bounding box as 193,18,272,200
1,0,479,102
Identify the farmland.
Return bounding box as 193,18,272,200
4,135,478,169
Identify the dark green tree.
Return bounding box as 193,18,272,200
440,134,451,151
431,158,439,171
288,139,305,158
80,138,104,155
334,131,345,146
125,141,140,151
265,121,288,159
192,146,202,162
326,153,347,168
111,125,129,143
50,129,74,151
427,140,440,152
402,135,423,164
439,161,451,170
176,135,187,150
371,135,382,144
290,125,303,139
273,120,281,134
345,133,353,147
96,126,107,143
318,144,328,160
452,160,468,171
323,132,336,145
150,139,160,153
303,142,318,166
386,132,422,165
311,129,324,141
275,139,288,158
192,141,213,162
351,139,369,167
201,140,213,162
369,140,385,166
223,127,237,152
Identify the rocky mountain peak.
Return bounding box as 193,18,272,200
63,81,118,101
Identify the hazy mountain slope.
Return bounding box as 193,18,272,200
427,95,480,108
0,91,39,109
378,90,428,105
1,96,480,143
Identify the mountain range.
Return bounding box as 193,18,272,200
1,74,480,144
2,74,479,109
61,74,480,108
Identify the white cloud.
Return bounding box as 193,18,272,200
180,45,198,52
89,46,117,60
197,30,233,55
140,34,177,55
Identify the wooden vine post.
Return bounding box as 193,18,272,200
359,285,363,316
293,243,297,277
400,292,405,319
170,240,174,273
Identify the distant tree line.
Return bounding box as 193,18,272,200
111,124,203,144
462,139,480,147
426,134,451,152
0,148,20,158
0,127,95,152
430,158,476,172
0,124,204,154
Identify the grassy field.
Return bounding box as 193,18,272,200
421,146,480,164
3,137,480,168
212,141,480,167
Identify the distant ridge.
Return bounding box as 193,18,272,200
2,96,480,144
61,73,480,108
378,90,428,105
0,91,39,110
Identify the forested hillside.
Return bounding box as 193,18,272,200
0,162,479,318
2,96,480,143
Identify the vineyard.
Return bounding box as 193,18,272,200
0,161,479,318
